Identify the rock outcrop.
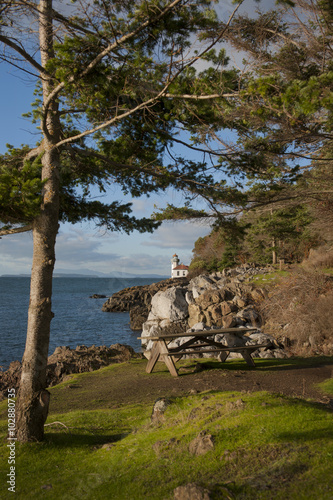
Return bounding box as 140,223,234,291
138,265,286,360
0,343,139,400
102,277,189,329
101,264,286,360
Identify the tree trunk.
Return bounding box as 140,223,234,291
272,238,277,265
16,148,61,441
16,0,61,442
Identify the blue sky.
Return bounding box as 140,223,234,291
0,0,275,276
0,63,213,276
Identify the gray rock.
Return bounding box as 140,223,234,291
236,306,260,324
189,431,214,456
149,287,188,322
247,332,275,345
187,322,208,332
185,290,194,304
151,397,171,423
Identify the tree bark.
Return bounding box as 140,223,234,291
272,238,277,265
16,0,61,442
16,147,60,441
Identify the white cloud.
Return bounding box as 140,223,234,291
54,229,120,269
0,220,212,275
0,232,33,274
141,221,212,249
130,199,150,213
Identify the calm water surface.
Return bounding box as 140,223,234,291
0,276,161,369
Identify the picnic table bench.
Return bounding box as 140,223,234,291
138,327,272,377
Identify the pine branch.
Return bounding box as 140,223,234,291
0,34,48,76
53,2,242,148
41,0,185,132
0,223,33,237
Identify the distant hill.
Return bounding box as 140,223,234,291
1,271,168,279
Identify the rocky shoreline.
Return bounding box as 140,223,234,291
102,277,189,329
0,344,141,400
0,264,286,399
103,264,287,361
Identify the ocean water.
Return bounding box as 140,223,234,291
0,276,162,370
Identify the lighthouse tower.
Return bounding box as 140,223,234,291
171,253,180,275
171,253,189,278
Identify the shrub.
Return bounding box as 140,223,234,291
302,245,333,270
259,268,333,355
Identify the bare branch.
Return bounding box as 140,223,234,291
163,93,237,99
0,34,48,76
0,223,33,237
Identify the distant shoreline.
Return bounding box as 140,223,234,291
1,274,169,279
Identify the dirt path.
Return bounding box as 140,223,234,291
49,358,333,414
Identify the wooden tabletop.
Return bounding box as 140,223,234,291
138,327,257,341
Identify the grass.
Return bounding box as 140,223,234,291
0,360,333,499
247,265,333,287
317,377,333,397
246,270,290,287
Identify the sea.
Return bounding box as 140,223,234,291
0,276,165,370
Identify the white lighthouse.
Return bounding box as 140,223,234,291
171,253,189,278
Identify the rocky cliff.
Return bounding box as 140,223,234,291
102,264,286,360
102,277,189,329
102,265,272,330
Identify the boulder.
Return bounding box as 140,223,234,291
194,289,224,309
236,306,260,326
206,304,223,326
140,321,162,349
188,303,206,328
215,333,246,347
221,314,237,328
189,431,215,456
220,301,237,316
148,287,188,322
250,287,267,301
188,275,218,299
151,397,171,423
102,278,189,331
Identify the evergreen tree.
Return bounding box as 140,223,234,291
0,0,244,442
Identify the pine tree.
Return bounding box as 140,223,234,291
0,0,246,442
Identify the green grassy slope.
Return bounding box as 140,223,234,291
0,361,332,499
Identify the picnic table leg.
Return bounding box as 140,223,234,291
239,349,256,367
145,341,162,374
218,351,229,363
160,341,178,377
146,340,179,377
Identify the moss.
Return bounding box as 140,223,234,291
1,376,333,499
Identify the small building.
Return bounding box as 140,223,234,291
171,253,189,278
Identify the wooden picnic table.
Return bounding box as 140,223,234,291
138,327,272,377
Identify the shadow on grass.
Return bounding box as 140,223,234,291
277,427,333,442
45,430,129,448
175,356,333,374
